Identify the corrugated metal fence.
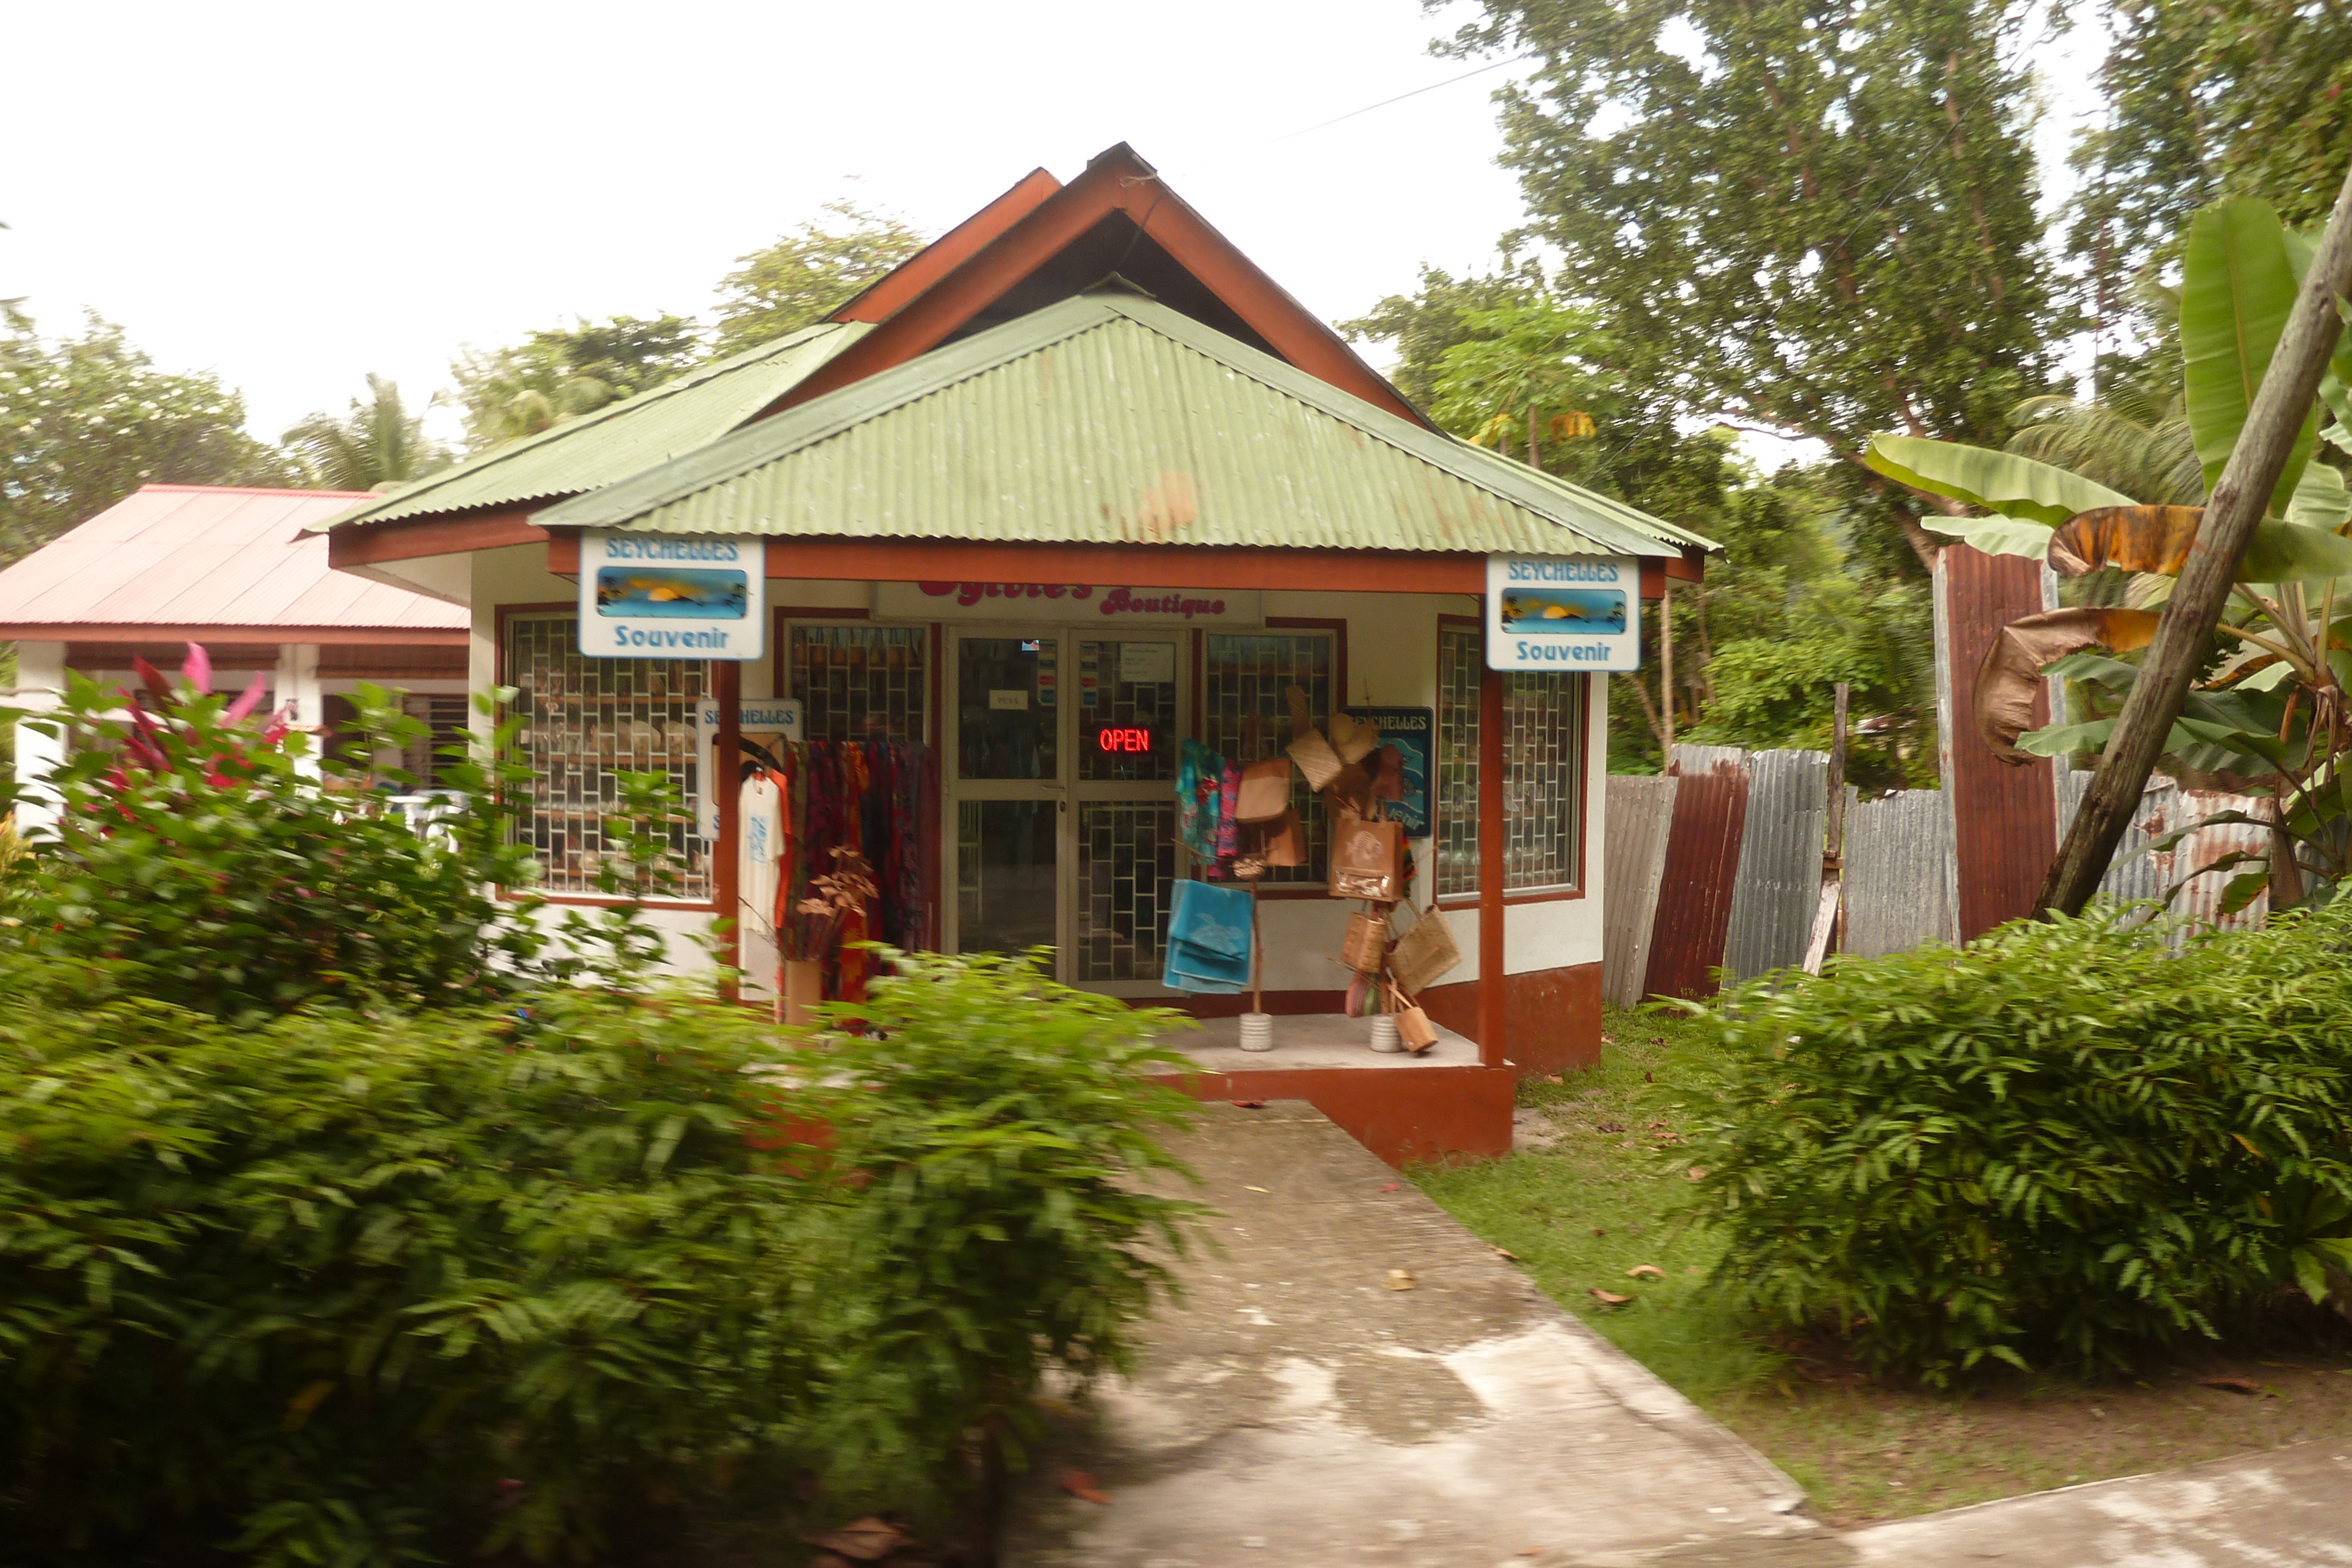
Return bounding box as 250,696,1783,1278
1601,748,2274,1002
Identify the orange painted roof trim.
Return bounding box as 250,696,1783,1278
830,168,1063,324
769,143,1427,428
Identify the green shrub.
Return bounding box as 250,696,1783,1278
1676,902,2352,1385
797,950,1204,1505
0,952,1201,1564
6,654,550,1016
1,984,813,1566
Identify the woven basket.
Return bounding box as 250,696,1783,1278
1388,905,1462,997
1286,727,1343,790
1339,908,1391,974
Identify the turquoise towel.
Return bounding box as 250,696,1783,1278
1167,878,1252,957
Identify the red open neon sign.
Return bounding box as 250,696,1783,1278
1095,726,1154,754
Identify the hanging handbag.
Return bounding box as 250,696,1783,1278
1388,901,1463,997
1249,808,1307,867
1340,908,1391,973
1287,727,1342,791
1328,814,1404,901
1234,756,1295,823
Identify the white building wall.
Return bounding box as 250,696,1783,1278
470,563,1610,989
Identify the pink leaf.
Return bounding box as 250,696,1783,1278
181,641,213,695
223,673,268,725
132,658,172,706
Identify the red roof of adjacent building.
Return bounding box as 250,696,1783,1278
0,486,469,643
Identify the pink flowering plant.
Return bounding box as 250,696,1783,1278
2,643,552,1016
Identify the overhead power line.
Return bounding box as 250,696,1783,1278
1268,52,1535,145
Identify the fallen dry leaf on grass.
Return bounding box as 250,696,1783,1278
1596,1121,1626,1133
1625,1265,1665,1281
2198,1377,2271,1397
803,1516,909,1562
1058,1469,1110,1505
1588,1288,1632,1307
1686,1166,1708,1181
1387,1269,1417,1290
1492,1246,1520,1262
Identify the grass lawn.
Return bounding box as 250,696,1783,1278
1412,1005,2352,1528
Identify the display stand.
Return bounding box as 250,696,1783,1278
1237,862,1272,1051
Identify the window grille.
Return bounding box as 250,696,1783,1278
1202,631,1333,884
400,694,472,785
789,623,927,743
505,614,708,900
1075,801,1178,981
1436,626,1584,896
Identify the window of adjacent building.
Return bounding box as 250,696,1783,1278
505,613,709,900
1202,630,1335,885
788,623,928,743
1435,624,1584,897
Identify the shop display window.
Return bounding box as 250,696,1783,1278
789,623,928,743
1202,631,1334,885
1435,626,1584,897
504,613,709,900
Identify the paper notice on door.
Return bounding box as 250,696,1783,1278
1118,642,1177,684
988,689,1030,710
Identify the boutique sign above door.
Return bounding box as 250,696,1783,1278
1485,553,1640,672
577,532,766,660
872,581,1262,624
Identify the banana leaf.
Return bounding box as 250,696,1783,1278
2286,459,2350,531
2181,196,2317,517
1975,607,2160,762
2049,505,2352,583
1865,433,2130,533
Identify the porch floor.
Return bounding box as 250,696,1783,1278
1160,1011,1479,1071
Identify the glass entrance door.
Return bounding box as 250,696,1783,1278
947,627,1184,992
952,634,1061,958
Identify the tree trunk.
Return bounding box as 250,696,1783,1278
2040,157,2352,916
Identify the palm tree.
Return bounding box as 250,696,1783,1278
285,376,446,492
2004,369,2203,507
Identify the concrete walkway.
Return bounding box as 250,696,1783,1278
1005,1100,1826,1567
1841,1439,2352,1565
1005,1100,2352,1566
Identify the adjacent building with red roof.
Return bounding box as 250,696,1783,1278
0,483,470,811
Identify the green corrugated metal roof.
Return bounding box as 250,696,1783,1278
540,293,1718,559
311,320,871,530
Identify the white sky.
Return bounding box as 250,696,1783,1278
2,1,2105,452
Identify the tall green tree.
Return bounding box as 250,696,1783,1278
1439,0,2068,569
283,375,446,493
2069,0,2351,340
0,309,293,564
1345,270,1935,781
450,313,703,451
711,199,927,354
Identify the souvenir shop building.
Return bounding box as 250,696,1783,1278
322,146,1710,1161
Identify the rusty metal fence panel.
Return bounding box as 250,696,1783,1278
1602,774,1679,1007
1642,745,1751,999
2056,771,2271,935
1722,749,1829,981
1842,787,1957,959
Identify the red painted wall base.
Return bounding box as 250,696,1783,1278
1151,1064,1515,1168
1418,961,1602,1078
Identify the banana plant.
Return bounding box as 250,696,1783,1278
1863,195,2352,912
